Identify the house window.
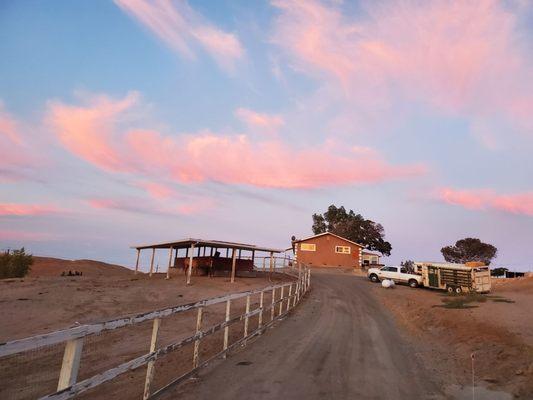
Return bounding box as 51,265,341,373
335,246,351,254
371,256,378,264
300,243,316,251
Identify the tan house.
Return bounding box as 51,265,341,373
362,250,382,267
292,232,365,269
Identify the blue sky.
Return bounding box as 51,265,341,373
1,0,532,271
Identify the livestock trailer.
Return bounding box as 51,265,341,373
413,262,491,293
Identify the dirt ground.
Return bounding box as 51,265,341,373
0,257,292,400
370,276,533,398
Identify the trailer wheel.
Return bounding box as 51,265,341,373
454,286,463,294
447,285,454,293
369,274,379,283
408,279,419,288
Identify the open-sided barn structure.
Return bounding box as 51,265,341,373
132,238,283,284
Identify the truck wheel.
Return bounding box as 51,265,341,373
408,279,419,288
447,285,454,293
369,274,379,283
455,287,463,294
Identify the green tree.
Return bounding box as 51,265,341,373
0,248,33,278
441,238,497,265
312,205,392,256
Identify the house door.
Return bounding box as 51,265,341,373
428,267,439,287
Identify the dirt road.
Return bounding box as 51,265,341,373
164,269,441,400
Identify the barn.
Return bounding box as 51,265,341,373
292,232,365,269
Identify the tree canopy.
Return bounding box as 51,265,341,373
441,238,497,265
311,205,392,256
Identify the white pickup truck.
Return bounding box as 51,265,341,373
367,266,423,288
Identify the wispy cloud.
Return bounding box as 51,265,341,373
235,107,284,135
0,203,61,217
436,187,533,217
115,0,244,72
271,0,533,142
88,196,213,216
48,92,425,189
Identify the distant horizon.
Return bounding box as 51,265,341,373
1,1,532,273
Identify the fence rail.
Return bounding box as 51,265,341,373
0,266,311,400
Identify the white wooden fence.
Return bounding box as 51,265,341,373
0,267,311,400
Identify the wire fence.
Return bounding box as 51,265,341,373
0,265,310,400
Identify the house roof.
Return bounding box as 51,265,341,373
131,238,283,253
362,250,381,256
293,232,365,248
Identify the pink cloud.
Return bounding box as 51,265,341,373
0,203,60,217
114,0,244,71
0,230,60,241
0,101,40,181
235,108,284,134
271,0,533,137
88,196,213,216
0,102,23,145
48,92,425,189
47,92,139,172
136,182,176,200
436,187,533,217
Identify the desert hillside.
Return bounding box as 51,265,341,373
29,256,134,278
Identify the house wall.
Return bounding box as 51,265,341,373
295,234,362,268
362,253,381,266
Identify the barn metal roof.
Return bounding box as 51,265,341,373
131,238,283,253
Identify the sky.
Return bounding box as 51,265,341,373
0,0,532,271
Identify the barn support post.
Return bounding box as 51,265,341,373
223,299,231,358
186,244,195,285
149,248,156,277
192,307,203,369
278,286,284,316
269,251,274,273
244,295,250,339
258,291,264,332
143,318,161,400
134,249,140,275
230,248,237,283
262,257,266,272
270,288,276,321
57,338,84,391
166,247,173,280
251,250,255,267
287,284,292,312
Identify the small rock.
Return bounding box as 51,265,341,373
515,369,524,376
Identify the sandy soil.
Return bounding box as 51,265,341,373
0,257,292,400
371,276,533,399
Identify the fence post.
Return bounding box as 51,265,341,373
278,286,284,316
243,295,251,339
192,307,203,368
271,288,276,321
294,282,299,307
223,300,231,358
143,318,161,399
307,269,311,290
57,338,84,391
258,291,264,332
287,284,292,312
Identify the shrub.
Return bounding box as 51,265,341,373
0,248,33,278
